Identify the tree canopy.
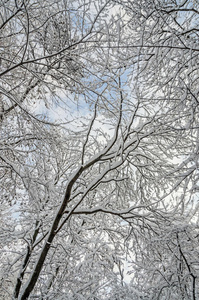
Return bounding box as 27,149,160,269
1,0,199,299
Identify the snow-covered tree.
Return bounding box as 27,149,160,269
1,0,199,299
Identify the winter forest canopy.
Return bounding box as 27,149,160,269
1,0,199,299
